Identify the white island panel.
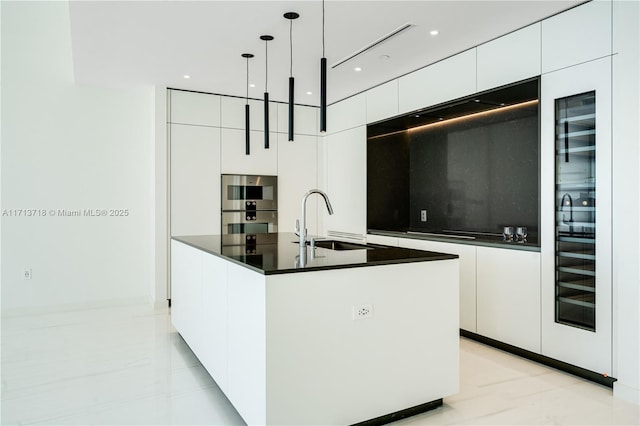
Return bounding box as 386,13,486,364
226,262,267,425
264,260,459,425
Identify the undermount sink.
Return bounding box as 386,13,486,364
294,240,375,251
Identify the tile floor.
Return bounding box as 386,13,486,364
1,303,638,425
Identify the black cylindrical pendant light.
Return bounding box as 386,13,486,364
260,35,273,149
284,12,299,142
320,0,327,133
242,53,254,155
288,76,294,136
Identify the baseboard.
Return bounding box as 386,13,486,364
352,399,443,426
460,330,617,388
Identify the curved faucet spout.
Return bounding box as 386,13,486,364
299,189,334,249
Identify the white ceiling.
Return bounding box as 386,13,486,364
69,0,584,106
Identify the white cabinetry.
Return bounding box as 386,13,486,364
277,133,318,236
476,246,541,353
170,124,221,236
477,23,541,92
397,238,478,333
325,126,366,240
171,241,229,393
226,262,266,425
366,80,399,124
169,90,220,126
201,253,229,392
220,128,278,175
326,93,366,134
540,58,612,374
220,96,278,132
277,103,318,136
398,49,476,114
170,240,203,352
542,0,612,73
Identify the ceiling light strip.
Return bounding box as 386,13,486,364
330,23,413,69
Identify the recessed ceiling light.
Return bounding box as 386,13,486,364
354,67,362,72
249,83,256,88
306,91,313,95
183,75,191,79
430,30,439,36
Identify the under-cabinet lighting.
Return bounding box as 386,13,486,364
368,99,539,140
430,30,439,36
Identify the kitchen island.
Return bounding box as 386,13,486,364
171,233,459,425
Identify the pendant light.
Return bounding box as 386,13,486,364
320,0,327,133
284,12,299,142
241,53,254,155
260,35,274,149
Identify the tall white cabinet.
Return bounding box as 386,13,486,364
169,91,221,237
540,57,613,375
169,89,320,238
324,94,367,241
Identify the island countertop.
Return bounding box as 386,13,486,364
172,232,458,275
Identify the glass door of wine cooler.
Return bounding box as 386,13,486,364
555,91,596,331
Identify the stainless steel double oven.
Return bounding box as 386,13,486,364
221,174,278,235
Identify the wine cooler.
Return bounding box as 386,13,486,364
554,91,596,331
541,57,611,375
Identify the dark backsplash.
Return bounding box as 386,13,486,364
367,79,540,240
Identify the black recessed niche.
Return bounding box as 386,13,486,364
367,78,540,243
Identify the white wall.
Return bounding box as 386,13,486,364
1,2,155,312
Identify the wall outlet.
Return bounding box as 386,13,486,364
353,304,374,320
420,210,427,222
23,268,32,280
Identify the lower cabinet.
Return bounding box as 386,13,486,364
393,236,542,349
171,241,229,392
476,246,541,353
396,237,477,333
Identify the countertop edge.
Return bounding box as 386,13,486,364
172,235,459,275
368,230,542,252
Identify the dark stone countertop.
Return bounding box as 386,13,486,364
368,229,541,252
172,232,458,275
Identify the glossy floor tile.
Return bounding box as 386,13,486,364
1,303,638,425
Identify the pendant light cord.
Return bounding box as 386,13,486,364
265,40,268,92
246,57,249,105
289,19,293,77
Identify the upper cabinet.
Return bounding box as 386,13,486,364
542,0,612,74
220,96,278,132
170,124,221,236
325,126,367,240
277,103,319,136
277,133,318,236
398,49,476,115
220,128,278,175
477,23,541,92
326,93,366,134
169,90,221,127
366,80,399,124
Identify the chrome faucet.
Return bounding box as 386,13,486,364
297,189,334,249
